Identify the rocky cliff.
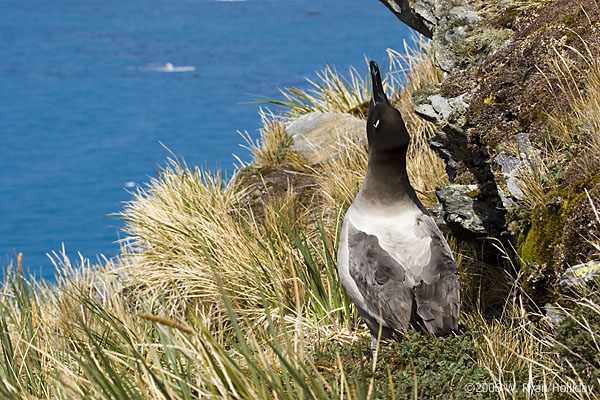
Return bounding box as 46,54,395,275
380,0,600,302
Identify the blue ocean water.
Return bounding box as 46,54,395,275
0,0,412,279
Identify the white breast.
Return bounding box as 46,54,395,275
346,204,433,287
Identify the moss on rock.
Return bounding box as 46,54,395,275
517,189,594,302
453,26,513,69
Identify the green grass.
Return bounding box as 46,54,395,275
1,36,599,399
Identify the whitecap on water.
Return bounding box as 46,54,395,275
144,62,195,73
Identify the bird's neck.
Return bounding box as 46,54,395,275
359,146,420,205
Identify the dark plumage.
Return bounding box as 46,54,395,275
337,61,460,352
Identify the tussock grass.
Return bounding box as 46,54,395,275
0,253,354,399
118,158,356,340
3,35,599,399
517,35,600,210
547,39,600,181
264,64,372,118
464,285,555,399
313,133,368,215
240,109,292,167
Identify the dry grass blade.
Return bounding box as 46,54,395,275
269,64,371,118
8,29,598,399
240,108,293,167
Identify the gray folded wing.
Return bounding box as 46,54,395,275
414,215,460,334
346,222,413,333
346,217,460,335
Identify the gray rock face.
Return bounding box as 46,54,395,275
383,1,515,263
377,0,600,294
435,184,506,251
377,0,437,38
287,112,365,164
378,0,481,73
448,5,480,24
544,303,565,326
494,152,522,208
381,0,505,214
559,260,600,292
415,91,470,182
415,93,469,123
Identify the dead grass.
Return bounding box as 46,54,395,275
240,109,292,167
4,33,599,399
548,40,600,182
516,35,600,210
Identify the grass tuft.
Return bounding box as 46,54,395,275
3,34,600,399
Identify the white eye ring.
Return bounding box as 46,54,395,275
373,119,380,128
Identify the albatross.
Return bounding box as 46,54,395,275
337,61,460,353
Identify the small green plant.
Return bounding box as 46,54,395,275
553,290,600,395
314,332,490,400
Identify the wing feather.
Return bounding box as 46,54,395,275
339,210,460,336
346,222,413,333
414,216,460,334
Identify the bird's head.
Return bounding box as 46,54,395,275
367,61,410,152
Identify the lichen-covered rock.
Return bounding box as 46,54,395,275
415,91,470,181
379,0,484,73
377,0,438,38
559,260,600,292
287,112,365,165
543,303,565,326
493,132,539,208
415,93,469,122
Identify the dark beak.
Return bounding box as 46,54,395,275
370,61,389,105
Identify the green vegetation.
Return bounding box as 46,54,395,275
453,26,513,68
554,289,600,395
1,30,600,399
259,64,371,118
314,332,490,399
510,31,600,298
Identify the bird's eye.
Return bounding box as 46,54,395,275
373,119,380,128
